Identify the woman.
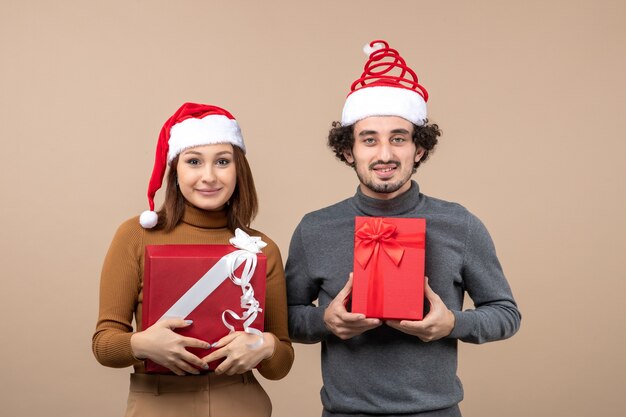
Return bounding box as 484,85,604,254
92,102,294,417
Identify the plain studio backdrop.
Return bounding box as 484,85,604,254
1,1,624,416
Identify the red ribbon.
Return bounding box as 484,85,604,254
355,218,404,268
354,217,424,317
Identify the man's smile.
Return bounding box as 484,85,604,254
370,161,400,179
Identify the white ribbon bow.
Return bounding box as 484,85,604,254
229,228,267,253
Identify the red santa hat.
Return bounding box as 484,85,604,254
341,40,429,126
139,102,244,228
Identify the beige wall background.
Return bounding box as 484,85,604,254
1,1,624,416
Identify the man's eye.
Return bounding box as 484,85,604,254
363,138,376,144
391,137,406,143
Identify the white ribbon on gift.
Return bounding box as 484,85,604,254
158,228,267,348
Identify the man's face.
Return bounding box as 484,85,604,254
343,116,424,200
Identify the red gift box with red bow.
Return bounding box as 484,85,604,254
352,217,425,320
142,244,266,373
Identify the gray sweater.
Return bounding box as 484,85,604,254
285,181,521,416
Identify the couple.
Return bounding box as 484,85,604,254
92,40,521,417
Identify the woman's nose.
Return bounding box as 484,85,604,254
200,166,216,183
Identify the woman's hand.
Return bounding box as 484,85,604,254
130,318,211,376
202,332,276,375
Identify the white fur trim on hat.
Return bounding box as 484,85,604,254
341,86,427,126
167,114,244,163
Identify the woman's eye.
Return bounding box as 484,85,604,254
216,158,231,166
186,158,201,165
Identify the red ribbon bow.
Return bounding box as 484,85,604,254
355,218,405,268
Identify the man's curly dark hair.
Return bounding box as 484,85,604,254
327,119,442,171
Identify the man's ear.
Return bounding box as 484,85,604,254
343,149,355,165
415,147,425,163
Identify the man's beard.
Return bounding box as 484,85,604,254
355,160,412,194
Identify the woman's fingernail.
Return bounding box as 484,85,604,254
202,363,209,370
211,342,220,348
185,320,193,325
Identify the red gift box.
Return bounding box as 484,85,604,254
142,244,266,373
352,217,425,320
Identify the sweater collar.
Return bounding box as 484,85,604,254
181,203,229,229
352,180,423,217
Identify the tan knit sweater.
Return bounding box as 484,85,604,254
92,205,294,380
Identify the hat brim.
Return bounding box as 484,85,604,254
341,86,427,126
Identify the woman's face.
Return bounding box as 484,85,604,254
176,143,237,211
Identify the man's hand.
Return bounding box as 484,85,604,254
386,277,455,342
323,273,382,340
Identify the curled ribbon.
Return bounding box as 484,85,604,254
222,228,266,348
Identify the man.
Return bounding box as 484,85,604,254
285,40,521,417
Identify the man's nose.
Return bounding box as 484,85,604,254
377,143,393,162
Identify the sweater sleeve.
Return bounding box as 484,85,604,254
256,236,294,380
448,213,521,343
285,222,332,343
92,219,143,368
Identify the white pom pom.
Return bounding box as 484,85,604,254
363,42,385,56
139,210,158,228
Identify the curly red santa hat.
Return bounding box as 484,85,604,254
341,40,429,126
139,102,244,228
